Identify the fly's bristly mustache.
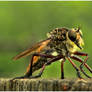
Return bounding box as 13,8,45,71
75,40,82,49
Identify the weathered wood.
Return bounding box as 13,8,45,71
0,78,92,91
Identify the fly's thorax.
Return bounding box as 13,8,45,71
48,41,68,57
47,28,68,41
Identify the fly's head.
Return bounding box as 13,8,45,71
68,27,84,50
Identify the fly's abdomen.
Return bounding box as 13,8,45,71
26,56,47,74
32,57,47,73
26,49,53,74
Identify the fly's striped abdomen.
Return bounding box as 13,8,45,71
32,57,47,73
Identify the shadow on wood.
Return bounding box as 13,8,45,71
0,78,92,91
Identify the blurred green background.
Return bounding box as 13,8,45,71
0,1,92,79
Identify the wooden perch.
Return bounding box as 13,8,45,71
0,78,92,91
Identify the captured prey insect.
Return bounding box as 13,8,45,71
13,27,92,80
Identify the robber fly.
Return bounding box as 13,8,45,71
13,27,92,80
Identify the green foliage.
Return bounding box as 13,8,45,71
0,1,92,78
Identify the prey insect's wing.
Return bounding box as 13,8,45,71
13,38,51,60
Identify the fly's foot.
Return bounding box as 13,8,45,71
29,72,42,79
11,75,30,82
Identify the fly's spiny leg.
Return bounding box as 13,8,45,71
74,52,88,56
71,55,91,78
61,59,65,79
24,54,35,78
71,55,92,73
73,52,91,78
74,51,88,69
67,57,82,79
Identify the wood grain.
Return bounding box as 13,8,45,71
0,78,92,91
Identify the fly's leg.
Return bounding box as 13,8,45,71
74,51,88,69
71,55,92,73
71,55,92,78
61,59,65,79
73,52,91,78
29,55,63,78
12,53,55,80
67,57,82,79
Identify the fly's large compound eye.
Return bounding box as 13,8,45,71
68,31,77,42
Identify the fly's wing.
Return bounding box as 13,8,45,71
13,38,51,60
